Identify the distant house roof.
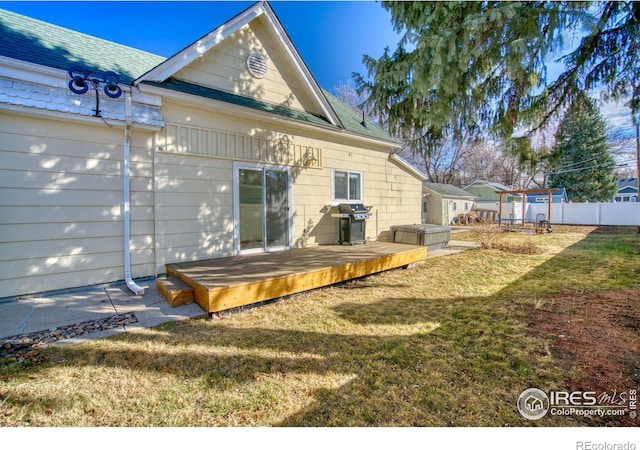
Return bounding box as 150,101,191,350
0,5,398,145
526,187,568,202
527,187,567,198
424,182,476,199
617,178,638,193
461,180,515,202
463,180,512,192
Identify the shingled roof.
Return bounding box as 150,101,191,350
0,8,164,83
424,182,477,199
0,7,398,144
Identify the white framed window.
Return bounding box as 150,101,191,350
332,170,363,203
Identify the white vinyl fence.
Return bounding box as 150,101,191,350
526,202,640,226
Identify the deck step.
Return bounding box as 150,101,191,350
156,277,194,308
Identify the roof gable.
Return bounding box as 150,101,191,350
134,1,341,127
617,178,638,192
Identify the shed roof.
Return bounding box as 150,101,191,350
424,182,476,199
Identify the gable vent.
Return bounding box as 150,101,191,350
246,52,268,79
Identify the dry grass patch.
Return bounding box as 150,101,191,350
470,227,541,255
1,228,638,426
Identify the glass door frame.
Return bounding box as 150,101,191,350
232,162,293,255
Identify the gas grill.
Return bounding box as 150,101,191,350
332,203,372,245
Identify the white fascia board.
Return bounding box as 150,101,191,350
130,88,162,107
389,152,428,181
0,56,68,88
0,102,121,128
134,3,265,85
0,103,162,131
260,2,342,128
442,194,477,200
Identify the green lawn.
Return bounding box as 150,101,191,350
1,226,638,426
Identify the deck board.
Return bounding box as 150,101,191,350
165,242,427,313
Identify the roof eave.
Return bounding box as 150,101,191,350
260,2,343,128
138,82,398,148
389,152,427,181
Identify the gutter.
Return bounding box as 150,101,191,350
123,90,145,296
389,152,428,181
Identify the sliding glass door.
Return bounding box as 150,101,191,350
235,164,291,254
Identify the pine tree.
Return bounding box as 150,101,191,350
547,92,617,202
354,2,639,160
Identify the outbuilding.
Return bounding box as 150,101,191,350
422,182,477,225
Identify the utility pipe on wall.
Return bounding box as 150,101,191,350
123,90,145,296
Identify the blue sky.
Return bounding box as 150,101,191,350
1,0,636,146
0,1,402,91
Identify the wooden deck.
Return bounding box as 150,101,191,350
159,242,427,314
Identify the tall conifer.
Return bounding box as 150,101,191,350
548,92,617,202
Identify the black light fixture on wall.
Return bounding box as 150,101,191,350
68,66,122,117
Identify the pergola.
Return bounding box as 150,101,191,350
495,188,558,227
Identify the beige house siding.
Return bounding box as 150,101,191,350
0,112,156,297
423,197,444,226
154,151,234,272
173,20,321,116
153,100,422,272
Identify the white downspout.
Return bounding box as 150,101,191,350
123,90,145,296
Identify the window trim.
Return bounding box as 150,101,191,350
331,169,363,204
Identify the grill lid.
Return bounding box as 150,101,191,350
337,203,371,220
338,203,367,214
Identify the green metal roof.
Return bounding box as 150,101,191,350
424,182,476,199
0,7,398,144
